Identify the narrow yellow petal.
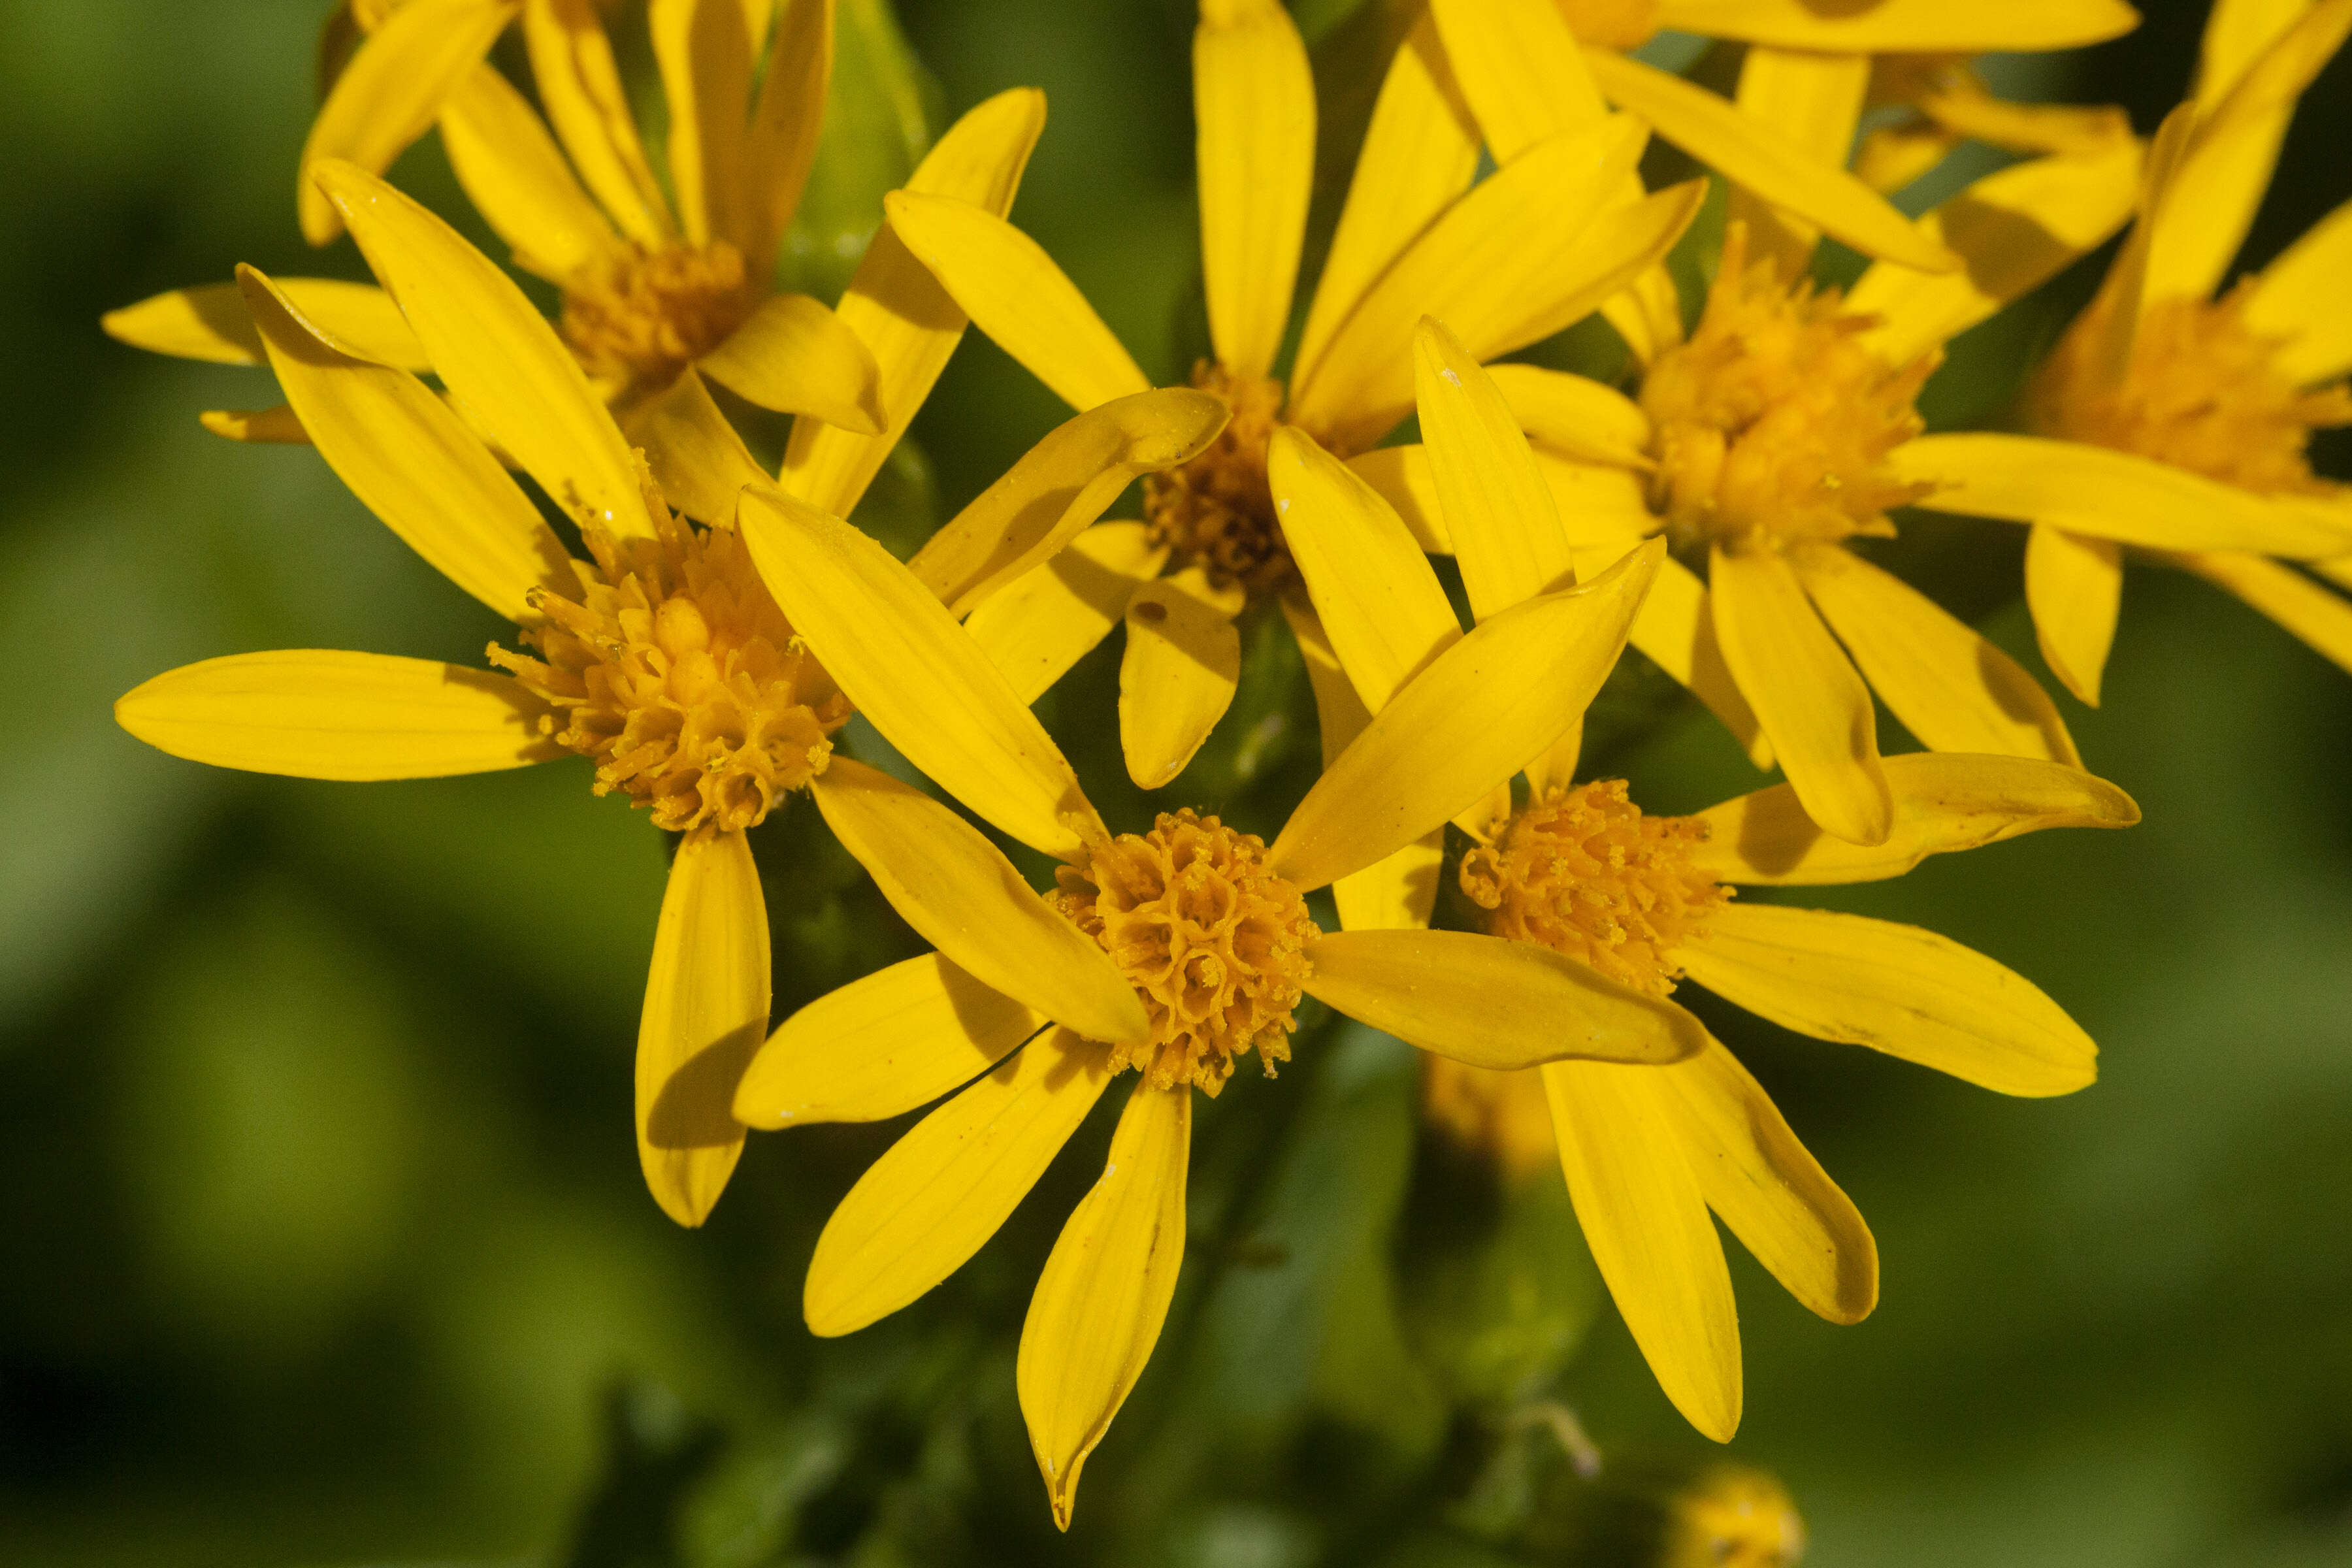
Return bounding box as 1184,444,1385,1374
201,406,309,444
1425,0,1604,163
1723,45,1870,278
2176,550,2352,675
1294,13,1478,389
1895,434,2352,558
698,292,885,431
2024,523,2123,706
1532,452,1659,559
781,88,1046,517
1648,0,2137,50
295,0,517,245
1626,554,1774,770
103,278,431,370
116,650,557,780
1119,575,1241,790
651,0,757,247
1342,446,1453,553
1686,751,2141,887
733,952,1047,1128
1019,1079,1189,1533
1305,928,1707,1068
1793,544,2078,766
316,160,659,541
2198,0,2315,98
522,0,674,243
1584,50,1959,273
1267,541,1661,890
738,489,1105,858
619,367,770,527
1414,318,1577,623
741,0,832,276
1279,587,1371,766
1333,830,1445,932
1193,0,1315,380
964,525,1168,704
1544,1058,1741,1442
438,61,617,283
1599,263,1689,370
1708,544,1891,847
809,759,1149,1047
2246,196,2352,385
2081,105,2195,386
1680,903,2097,1097
804,1027,1111,1335
883,191,1152,413
909,389,1228,617
1486,363,1654,472
638,829,765,1227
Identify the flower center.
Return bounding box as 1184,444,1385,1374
1420,1056,1558,1183
1641,226,1936,551
2024,283,2352,496
561,240,763,394
489,493,849,837
1051,808,1318,1094
1557,0,1659,50
1459,779,1729,998
1143,361,1294,597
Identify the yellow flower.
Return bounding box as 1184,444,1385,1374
110,154,1226,1230
719,476,1703,1529
1274,325,2132,1440
875,0,1708,789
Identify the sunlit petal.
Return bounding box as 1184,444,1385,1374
103,278,431,370
965,525,1168,704
638,829,766,1227
698,292,886,431
2023,523,2123,707
1119,575,1241,789
523,0,673,243
439,61,617,282
1194,0,1315,380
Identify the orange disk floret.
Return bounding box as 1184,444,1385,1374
1143,360,1294,596
561,240,762,393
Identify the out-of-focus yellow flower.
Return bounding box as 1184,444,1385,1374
1277,325,2135,1441
1660,1465,1808,1568
720,478,1701,1530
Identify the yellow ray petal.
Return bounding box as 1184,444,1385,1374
1194,0,1315,380
733,952,1047,1128
1305,928,1707,1068
1725,46,1870,278
1649,0,2138,50
804,1026,1112,1336
1532,452,1659,559
439,61,617,284
1267,541,1661,890
1894,434,2352,558
782,88,1047,517
1485,363,1654,472
1119,574,1241,790
1020,1078,1190,1533
296,0,517,245
2024,523,2123,707
1627,554,1774,770
1686,751,2141,887
103,278,432,370
1584,50,1959,274
697,292,886,431
909,389,1228,616
522,0,673,244
651,0,757,248
200,406,309,444
1294,13,1478,391
738,487,1103,858
1343,446,1453,553
1708,543,1891,847
2199,0,2315,96
638,828,766,1227
1544,1058,1741,1442
742,0,832,276
316,160,659,542
116,650,557,780
2080,105,2195,386
1792,544,2078,766
964,525,1168,704
2176,550,2352,676
2246,195,2352,385
1414,319,1578,624
883,191,1152,414
238,266,572,623
619,367,769,527
1680,903,2097,1097
1425,0,1604,163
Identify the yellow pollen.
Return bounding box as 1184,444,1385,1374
489,494,849,837
1641,225,1936,551
1554,0,1660,50
1051,809,1318,1094
1143,361,1294,597
1460,779,1729,999
2025,282,2352,496
561,240,762,393
1420,1057,1557,1184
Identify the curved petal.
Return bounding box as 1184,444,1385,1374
2176,549,2352,675
810,758,1148,1047
438,61,617,283
733,952,1047,1128
1627,554,1774,770
521,0,673,243
651,0,757,248
804,1026,1113,1335
1679,902,2097,1097
1686,751,2141,887
201,406,310,444
316,160,659,541
2024,522,2123,707
1723,46,1870,277
102,278,430,370
1648,0,2137,50
1343,445,1453,553
1019,1078,1190,1533
638,829,766,1227
738,487,1104,858
883,191,1152,414
115,651,557,779
619,367,770,527
2246,195,2352,385
1486,363,1654,471
1426,0,1605,161
1709,544,1891,848
965,524,1168,704
1415,319,1578,624
1194,0,1315,380
742,0,832,276
1119,576,1241,789
1304,928,1707,1067
698,292,886,431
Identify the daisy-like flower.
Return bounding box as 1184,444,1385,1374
106,0,887,451
1900,0,2352,700
875,0,1709,788
110,149,1228,1229
1275,319,2132,1440
717,476,1707,1529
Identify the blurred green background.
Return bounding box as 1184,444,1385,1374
4,1,2351,1563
